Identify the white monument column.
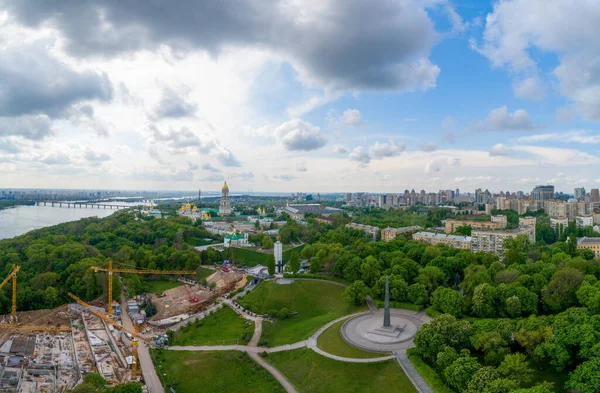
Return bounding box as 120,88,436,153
274,238,283,273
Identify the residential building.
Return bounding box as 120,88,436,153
413,232,472,249
471,227,536,258
576,216,594,228
519,217,537,228
378,194,387,208
381,226,423,242
575,187,587,201
550,217,568,237
577,237,600,258
594,213,600,225
346,223,379,241
491,215,508,228
445,219,503,234
591,189,600,203
532,185,555,201
315,216,335,225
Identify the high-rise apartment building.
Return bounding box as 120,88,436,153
575,187,587,201
591,189,599,203
532,185,554,201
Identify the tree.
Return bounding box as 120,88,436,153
266,254,275,276
343,280,369,306
455,225,472,236
415,266,446,294
465,366,502,393
431,287,464,317
498,353,533,386
542,267,584,313
414,314,473,361
567,233,578,256
44,286,59,308
472,331,510,365
83,373,106,389
471,283,498,318
565,357,600,393
408,283,429,305
359,256,381,287
444,356,482,392
288,251,300,274
262,236,274,250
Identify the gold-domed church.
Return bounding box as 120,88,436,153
219,181,232,215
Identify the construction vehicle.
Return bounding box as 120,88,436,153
89,260,196,316
0,265,20,323
178,276,199,303
68,292,146,371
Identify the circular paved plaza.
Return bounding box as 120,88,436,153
341,309,430,353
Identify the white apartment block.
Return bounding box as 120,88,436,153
576,215,594,228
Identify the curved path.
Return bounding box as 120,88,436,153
164,278,433,393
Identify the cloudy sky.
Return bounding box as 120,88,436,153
0,0,598,193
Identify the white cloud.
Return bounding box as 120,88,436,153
472,0,600,119
489,143,513,156
445,6,467,34
333,145,349,154
517,131,600,144
513,77,545,101
274,118,327,151
40,151,71,165
424,157,460,173
329,108,364,128
83,147,111,165
272,174,296,181
369,139,405,159
296,162,307,172
349,146,371,164
419,141,437,152
202,163,220,172
472,106,533,131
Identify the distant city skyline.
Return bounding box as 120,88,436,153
0,1,599,192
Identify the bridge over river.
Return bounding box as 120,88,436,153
35,201,138,209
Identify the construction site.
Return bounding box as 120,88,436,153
0,263,247,393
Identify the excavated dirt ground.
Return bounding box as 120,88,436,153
0,305,71,340
150,285,215,320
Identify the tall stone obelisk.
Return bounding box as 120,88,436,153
383,275,391,328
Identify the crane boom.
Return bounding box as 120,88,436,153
89,260,196,316
68,292,144,372
0,265,19,290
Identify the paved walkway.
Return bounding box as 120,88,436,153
249,352,299,393
249,319,262,347
395,350,434,393
366,295,378,311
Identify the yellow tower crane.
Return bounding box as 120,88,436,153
68,292,146,371
89,260,197,316
0,265,20,323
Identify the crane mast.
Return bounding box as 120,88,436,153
0,265,20,323
90,260,196,316
68,292,144,371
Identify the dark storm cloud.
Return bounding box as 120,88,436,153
1,0,439,91
0,43,113,117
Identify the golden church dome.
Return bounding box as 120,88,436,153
222,181,229,192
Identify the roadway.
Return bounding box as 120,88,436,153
120,299,165,393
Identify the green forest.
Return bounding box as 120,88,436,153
298,217,600,392
0,211,223,314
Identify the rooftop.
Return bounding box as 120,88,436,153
578,236,600,245
414,231,471,242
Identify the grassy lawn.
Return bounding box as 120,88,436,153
145,279,182,294
172,306,254,346
317,320,385,359
151,350,285,393
238,280,366,346
197,267,214,280
267,349,417,393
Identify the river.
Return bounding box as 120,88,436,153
0,204,125,240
